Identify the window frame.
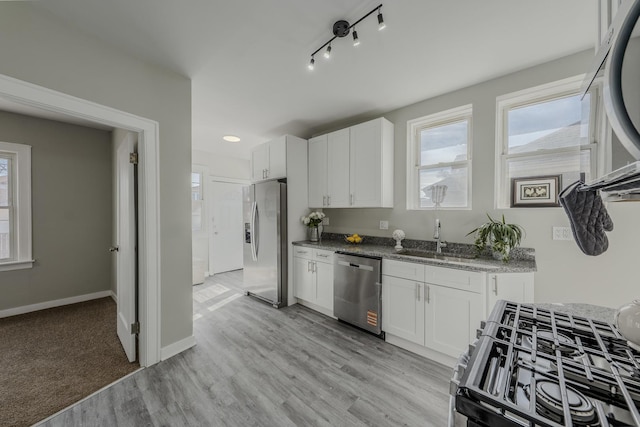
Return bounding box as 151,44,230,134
406,104,473,210
0,141,33,271
494,75,599,209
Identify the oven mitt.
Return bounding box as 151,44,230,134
559,181,613,256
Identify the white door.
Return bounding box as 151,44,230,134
327,128,350,207
382,275,425,345
350,119,382,207
115,132,137,363
308,135,327,208
209,180,244,274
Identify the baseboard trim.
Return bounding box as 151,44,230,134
110,291,117,303
0,291,113,319
385,333,456,368
160,335,196,361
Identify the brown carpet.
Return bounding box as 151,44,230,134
0,297,140,427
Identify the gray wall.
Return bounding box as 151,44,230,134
0,111,112,308
319,49,640,309
0,3,193,347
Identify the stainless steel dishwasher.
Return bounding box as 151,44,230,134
333,251,383,336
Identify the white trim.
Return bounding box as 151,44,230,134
0,259,34,271
209,175,251,185
160,335,196,361
0,73,161,367
33,368,143,426
406,104,473,210
0,290,112,319
110,291,117,303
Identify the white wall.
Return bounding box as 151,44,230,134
318,49,640,309
0,3,193,348
192,149,250,180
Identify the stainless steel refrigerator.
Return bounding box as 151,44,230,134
243,180,287,308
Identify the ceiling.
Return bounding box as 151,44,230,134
29,0,596,159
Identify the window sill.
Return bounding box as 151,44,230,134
0,260,35,272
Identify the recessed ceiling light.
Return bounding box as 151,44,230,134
223,135,241,142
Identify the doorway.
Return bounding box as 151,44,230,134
0,73,161,366
209,179,245,274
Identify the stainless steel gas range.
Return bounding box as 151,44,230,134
451,301,640,426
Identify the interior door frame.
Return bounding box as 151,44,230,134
0,73,161,367
208,175,249,276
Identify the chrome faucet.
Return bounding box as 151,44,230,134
434,218,447,253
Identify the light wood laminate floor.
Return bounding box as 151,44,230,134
40,270,456,426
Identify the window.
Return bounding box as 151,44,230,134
0,141,32,271
407,105,472,209
495,76,598,208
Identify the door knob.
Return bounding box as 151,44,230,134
109,246,119,252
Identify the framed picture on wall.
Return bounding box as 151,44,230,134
511,175,561,207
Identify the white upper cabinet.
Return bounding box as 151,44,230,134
350,118,394,207
308,135,328,207
327,128,351,207
251,136,287,182
307,117,394,208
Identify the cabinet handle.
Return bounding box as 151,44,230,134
265,168,269,178
416,283,421,301
262,169,266,179
307,261,311,272
317,254,329,258
312,261,317,273
426,285,430,303
323,196,327,206
327,195,331,206
492,276,498,295
350,194,354,205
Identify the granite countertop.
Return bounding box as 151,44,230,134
533,303,616,324
293,233,537,273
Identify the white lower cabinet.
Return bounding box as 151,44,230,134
424,283,482,358
382,259,534,364
381,275,425,345
293,247,334,315
487,272,534,314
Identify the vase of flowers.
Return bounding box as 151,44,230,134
301,211,325,242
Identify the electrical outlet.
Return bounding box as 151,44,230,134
552,226,573,241
322,217,329,226
379,220,389,230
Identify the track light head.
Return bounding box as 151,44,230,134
352,29,360,47
308,56,315,71
377,10,386,30
324,45,332,59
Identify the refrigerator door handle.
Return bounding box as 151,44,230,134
254,203,260,258
250,201,258,261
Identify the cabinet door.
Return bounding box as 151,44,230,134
268,136,287,179
425,284,481,358
487,273,534,314
382,275,425,345
251,144,269,182
293,256,316,302
308,135,328,208
315,261,334,313
327,128,350,207
349,119,382,207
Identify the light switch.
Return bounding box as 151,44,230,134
379,220,389,230
552,226,572,241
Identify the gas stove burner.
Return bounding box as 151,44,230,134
525,329,578,355
525,379,597,425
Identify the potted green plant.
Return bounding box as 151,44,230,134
466,214,524,262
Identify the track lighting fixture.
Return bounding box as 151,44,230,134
324,44,332,59
307,3,385,71
377,7,386,30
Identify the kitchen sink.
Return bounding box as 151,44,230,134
395,249,501,269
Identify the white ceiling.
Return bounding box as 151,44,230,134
30,0,597,159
